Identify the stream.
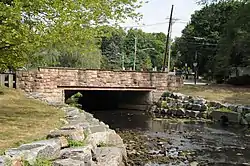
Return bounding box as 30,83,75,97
90,110,250,166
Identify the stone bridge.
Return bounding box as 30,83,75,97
16,67,183,110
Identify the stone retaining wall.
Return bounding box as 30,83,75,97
152,91,250,124
16,67,183,104
0,93,127,166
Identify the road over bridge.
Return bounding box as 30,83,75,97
17,67,183,110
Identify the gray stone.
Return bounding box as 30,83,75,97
5,139,61,165
174,108,185,117
48,129,85,141
185,110,199,118
53,158,96,166
86,130,124,148
241,117,248,125
95,147,126,166
149,105,157,112
58,145,94,165
200,104,208,112
0,156,5,166
191,104,202,111
210,111,239,123
244,113,250,124
88,125,108,134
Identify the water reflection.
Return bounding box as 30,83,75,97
91,110,250,165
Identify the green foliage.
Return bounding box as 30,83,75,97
0,0,144,70
218,107,232,112
161,101,168,109
66,92,83,108
68,139,85,147
173,0,245,82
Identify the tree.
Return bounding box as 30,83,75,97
173,0,243,79
100,27,126,69
0,0,143,70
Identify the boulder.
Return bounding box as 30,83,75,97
185,110,199,118
0,156,5,166
191,104,202,111
244,113,250,124
47,129,85,141
240,117,248,125
210,111,239,123
88,125,109,134
5,139,62,165
95,147,126,166
174,108,185,117
55,145,95,165
53,158,97,166
86,130,124,148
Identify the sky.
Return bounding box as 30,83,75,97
120,0,202,38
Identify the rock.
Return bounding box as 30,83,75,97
210,111,239,123
191,104,202,111
193,98,206,105
200,104,208,112
0,156,5,166
241,117,248,125
59,118,69,125
5,139,61,165
58,145,94,164
149,105,157,113
175,108,185,117
244,113,250,124
185,110,199,118
88,125,109,134
59,137,69,148
190,161,199,166
86,130,124,148
47,129,85,141
53,158,97,166
95,147,126,166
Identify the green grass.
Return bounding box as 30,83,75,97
68,139,86,147
0,86,64,151
23,159,52,166
218,107,232,112
175,85,250,105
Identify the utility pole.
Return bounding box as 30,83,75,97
163,5,174,72
133,37,137,71
193,51,198,85
122,52,125,70
167,22,173,72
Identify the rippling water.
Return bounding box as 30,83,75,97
90,110,250,165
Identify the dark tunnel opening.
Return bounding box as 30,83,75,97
64,90,152,112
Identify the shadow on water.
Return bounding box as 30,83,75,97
91,109,250,165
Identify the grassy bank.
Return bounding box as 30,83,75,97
0,87,64,152
175,85,250,105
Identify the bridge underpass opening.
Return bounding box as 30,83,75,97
64,89,153,112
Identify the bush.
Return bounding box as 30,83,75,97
227,75,250,85
66,92,83,108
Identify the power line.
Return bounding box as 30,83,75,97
121,20,188,28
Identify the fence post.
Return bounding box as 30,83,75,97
8,74,13,88
0,74,5,86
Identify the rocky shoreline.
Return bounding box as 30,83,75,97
0,93,127,166
150,91,250,125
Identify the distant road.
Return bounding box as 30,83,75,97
183,79,209,85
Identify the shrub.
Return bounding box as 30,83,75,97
66,92,83,108
227,75,250,86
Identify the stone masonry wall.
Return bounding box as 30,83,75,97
16,67,183,104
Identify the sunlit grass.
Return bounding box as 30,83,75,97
0,86,64,151
175,85,250,105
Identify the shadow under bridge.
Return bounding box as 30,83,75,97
62,86,155,112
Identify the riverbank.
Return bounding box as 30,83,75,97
0,87,64,152
0,90,126,166
176,85,250,105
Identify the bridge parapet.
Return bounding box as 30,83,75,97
17,67,183,104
